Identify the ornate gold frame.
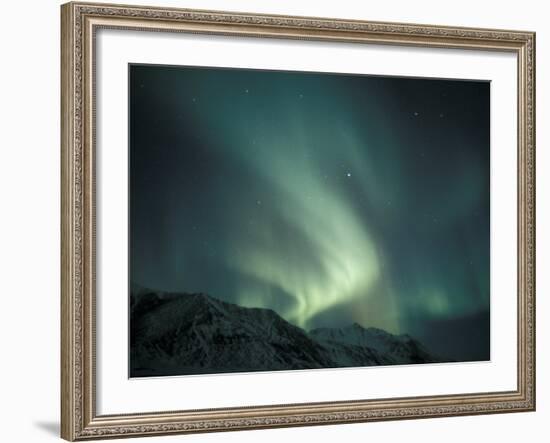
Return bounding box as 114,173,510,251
61,2,536,440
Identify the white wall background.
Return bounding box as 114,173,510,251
0,0,547,442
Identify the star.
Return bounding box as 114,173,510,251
346,172,351,177
439,113,445,118
413,111,419,116
257,200,262,205
245,89,249,94
192,97,196,102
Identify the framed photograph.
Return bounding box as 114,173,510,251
61,1,536,440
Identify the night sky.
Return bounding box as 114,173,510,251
130,64,490,361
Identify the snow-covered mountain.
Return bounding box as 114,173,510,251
130,286,446,377
310,324,439,365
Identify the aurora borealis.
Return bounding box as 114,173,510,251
130,64,490,362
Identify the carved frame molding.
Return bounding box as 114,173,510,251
61,2,535,440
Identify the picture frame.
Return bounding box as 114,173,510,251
61,1,536,440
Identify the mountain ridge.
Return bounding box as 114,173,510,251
130,285,448,377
